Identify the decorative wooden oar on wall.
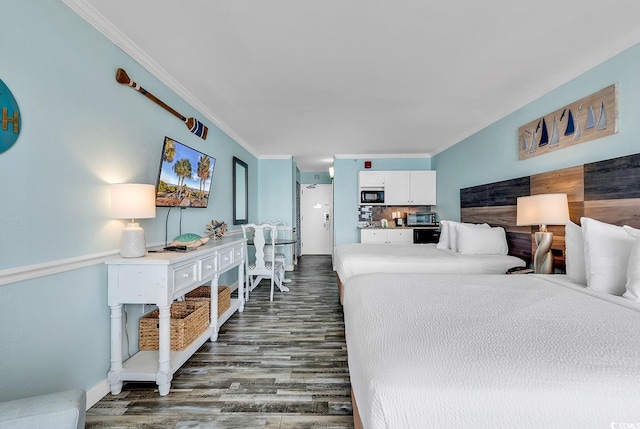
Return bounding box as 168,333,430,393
115,68,208,140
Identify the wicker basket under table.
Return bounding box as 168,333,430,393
138,301,209,351
184,285,231,316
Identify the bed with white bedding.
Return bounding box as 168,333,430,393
335,242,525,281
334,242,525,302
343,272,640,429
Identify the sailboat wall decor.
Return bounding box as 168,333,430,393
518,84,618,160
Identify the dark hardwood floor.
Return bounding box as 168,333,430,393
87,255,353,429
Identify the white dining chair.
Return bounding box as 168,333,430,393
262,220,291,283
241,223,285,301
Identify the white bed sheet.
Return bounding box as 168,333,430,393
343,273,640,429
335,243,525,282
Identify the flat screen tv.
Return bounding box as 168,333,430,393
155,136,216,208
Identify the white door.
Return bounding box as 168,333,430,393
300,184,333,255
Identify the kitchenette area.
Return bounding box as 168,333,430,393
357,170,440,244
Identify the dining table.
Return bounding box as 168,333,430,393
246,237,297,287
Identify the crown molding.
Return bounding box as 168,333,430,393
334,153,432,160
62,0,258,159
259,155,293,160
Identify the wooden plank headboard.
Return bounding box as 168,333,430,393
460,152,640,270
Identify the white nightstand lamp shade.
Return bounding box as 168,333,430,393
111,184,157,258
516,193,569,274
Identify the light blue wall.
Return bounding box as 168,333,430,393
333,157,431,246
257,158,295,225
0,0,259,403
300,171,332,184
432,42,640,221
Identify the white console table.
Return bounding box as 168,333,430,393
105,237,245,396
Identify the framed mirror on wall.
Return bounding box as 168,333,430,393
233,157,248,224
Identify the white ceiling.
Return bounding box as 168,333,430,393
65,0,640,172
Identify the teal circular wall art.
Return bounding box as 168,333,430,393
0,79,21,154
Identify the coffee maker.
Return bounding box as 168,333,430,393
392,211,404,226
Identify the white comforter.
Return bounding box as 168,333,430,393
335,243,525,282
343,273,640,429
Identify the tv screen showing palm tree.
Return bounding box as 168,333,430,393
155,136,216,208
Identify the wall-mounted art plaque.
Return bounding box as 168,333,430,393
518,84,618,160
0,79,21,154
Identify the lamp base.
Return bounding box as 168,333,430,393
533,231,554,274
120,223,147,258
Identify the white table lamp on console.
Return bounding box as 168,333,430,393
110,183,156,258
516,193,569,274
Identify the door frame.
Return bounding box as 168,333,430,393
299,183,334,255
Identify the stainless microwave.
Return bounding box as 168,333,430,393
407,212,436,226
360,190,384,204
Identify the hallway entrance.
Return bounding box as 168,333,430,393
300,184,333,255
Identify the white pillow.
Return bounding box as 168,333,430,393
436,220,451,249
623,226,640,302
452,222,490,252
581,217,637,295
448,221,463,251
565,220,586,285
457,225,508,255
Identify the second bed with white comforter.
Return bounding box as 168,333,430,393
335,242,525,282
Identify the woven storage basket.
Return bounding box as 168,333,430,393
217,286,231,315
185,285,231,316
138,301,209,351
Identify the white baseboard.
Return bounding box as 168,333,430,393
86,379,110,409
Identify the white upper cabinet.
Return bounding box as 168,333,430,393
384,171,411,205
385,171,436,205
408,170,436,205
358,170,386,188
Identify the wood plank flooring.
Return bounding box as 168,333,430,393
86,255,353,429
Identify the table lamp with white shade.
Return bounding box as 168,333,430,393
516,193,569,274
111,183,157,258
